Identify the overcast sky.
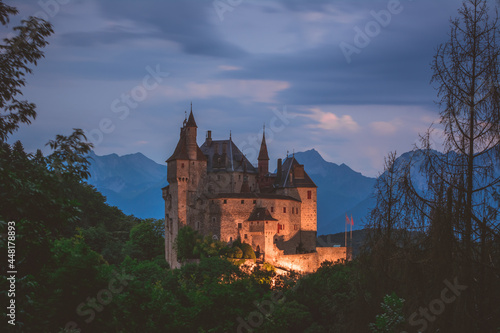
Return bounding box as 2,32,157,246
7,0,476,177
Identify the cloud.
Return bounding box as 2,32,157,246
218,65,242,71
10,0,461,178
93,0,247,58
302,107,359,132
159,80,290,104
370,121,398,136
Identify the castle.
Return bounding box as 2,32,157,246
163,108,348,272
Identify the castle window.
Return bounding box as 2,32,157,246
294,224,298,230
218,175,221,180
292,207,294,214
271,207,274,213
181,163,185,168
238,223,242,229
307,190,312,199
297,207,299,214
253,200,257,204
241,200,245,204
212,217,216,223
283,207,286,213
223,199,227,204
244,234,248,239
239,175,241,180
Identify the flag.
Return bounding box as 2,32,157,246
346,214,350,225
351,215,354,226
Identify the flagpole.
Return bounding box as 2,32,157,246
350,215,353,248
345,214,347,248
350,219,352,248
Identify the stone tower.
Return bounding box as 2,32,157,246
164,108,207,268
258,128,269,176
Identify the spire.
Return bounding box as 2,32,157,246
186,105,197,128
258,127,269,161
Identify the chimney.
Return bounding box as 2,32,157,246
206,130,212,145
275,158,282,185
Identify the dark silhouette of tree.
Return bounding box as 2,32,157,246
365,152,410,288
409,0,500,329
0,1,53,141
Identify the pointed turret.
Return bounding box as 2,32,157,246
258,127,269,161
185,105,198,160
186,103,197,128
258,127,269,177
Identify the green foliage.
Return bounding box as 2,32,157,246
240,242,256,259
27,236,110,332
227,245,243,259
268,260,370,332
260,300,314,333
174,225,201,261
174,226,230,262
123,218,164,261
46,129,93,180
369,292,405,333
0,2,53,141
225,238,255,260
251,262,276,285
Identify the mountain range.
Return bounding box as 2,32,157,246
86,149,377,234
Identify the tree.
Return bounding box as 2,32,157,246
0,1,53,141
124,219,164,261
414,0,500,329
367,152,408,246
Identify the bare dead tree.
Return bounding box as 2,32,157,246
414,0,500,329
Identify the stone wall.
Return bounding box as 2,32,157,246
269,247,349,274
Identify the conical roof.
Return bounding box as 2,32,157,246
186,110,197,127
258,131,269,160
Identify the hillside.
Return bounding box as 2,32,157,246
293,150,376,234
86,151,167,218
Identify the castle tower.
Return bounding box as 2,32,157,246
185,104,198,161
257,127,269,177
164,108,207,268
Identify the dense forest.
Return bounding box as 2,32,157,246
1,0,499,332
